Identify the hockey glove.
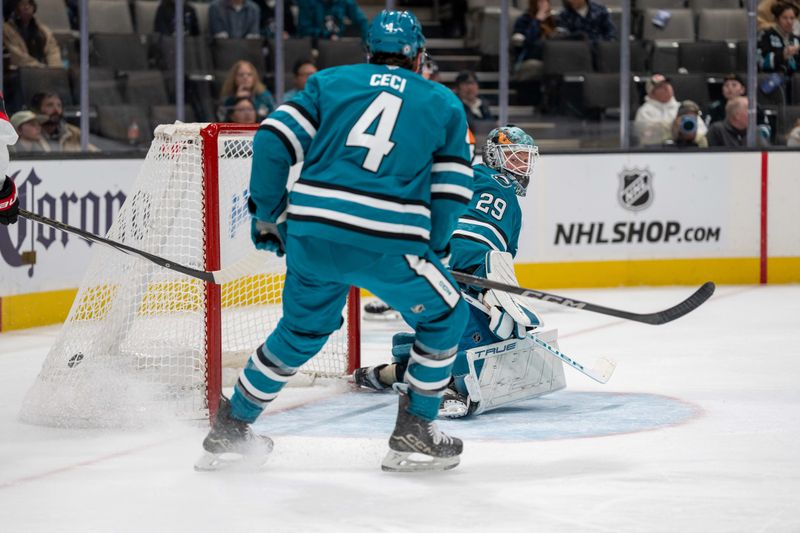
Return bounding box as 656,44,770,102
0,176,19,226
251,218,285,257
488,305,527,340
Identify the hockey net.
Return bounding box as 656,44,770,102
19,123,360,428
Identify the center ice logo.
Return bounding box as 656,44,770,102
618,168,654,212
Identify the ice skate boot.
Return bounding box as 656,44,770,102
353,363,405,391
382,391,463,472
363,300,401,321
194,397,274,471
438,386,476,419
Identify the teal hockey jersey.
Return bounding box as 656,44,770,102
449,163,523,276
249,63,474,256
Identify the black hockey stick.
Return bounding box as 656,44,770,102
450,271,715,326
18,208,265,284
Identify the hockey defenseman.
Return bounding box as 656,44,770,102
355,126,555,418
0,92,20,226
197,10,474,472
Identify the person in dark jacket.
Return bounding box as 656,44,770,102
553,0,616,42
154,0,200,36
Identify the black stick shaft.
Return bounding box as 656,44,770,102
19,208,214,283
450,271,715,325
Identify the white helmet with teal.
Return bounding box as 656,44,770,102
483,125,539,197
367,10,426,59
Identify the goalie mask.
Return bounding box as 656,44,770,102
483,126,538,197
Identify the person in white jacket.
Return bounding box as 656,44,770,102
633,73,708,146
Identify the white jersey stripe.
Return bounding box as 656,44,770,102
404,255,461,309
251,354,293,383
289,205,430,239
277,105,317,139
431,183,473,201
458,217,508,248
239,373,279,402
263,118,304,162
405,373,452,391
293,182,431,217
432,162,473,177
452,229,501,251
410,348,457,369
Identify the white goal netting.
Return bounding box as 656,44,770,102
20,123,358,428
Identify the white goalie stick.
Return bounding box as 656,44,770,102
19,208,266,285
462,293,615,384
531,335,616,384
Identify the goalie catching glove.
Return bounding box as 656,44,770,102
481,251,543,340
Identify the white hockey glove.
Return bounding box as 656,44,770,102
484,290,533,339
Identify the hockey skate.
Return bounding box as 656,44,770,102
363,300,401,321
194,397,274,472
352,363,399,391
382,391,462,473
438,386,477,419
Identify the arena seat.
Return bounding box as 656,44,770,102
678,41,734,75
315,38,367,70
92,33,150,71
211,39,266,72
97,104,153,144
697,8,747,42
18,67,73,107
88,0,135,34
124,70,169,106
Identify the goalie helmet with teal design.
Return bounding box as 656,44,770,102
483,125,539,197
367,10,426,59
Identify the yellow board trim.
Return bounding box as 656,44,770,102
1,289,78,331
514,257,764,288
767,257,800,284
3,257,799,332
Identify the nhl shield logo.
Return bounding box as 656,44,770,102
618,168,653,211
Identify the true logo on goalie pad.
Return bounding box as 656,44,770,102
618,168,653,212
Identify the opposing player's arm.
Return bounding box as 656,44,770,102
429,100,473,256
249,77,322,222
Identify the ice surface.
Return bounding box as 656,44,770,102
1,285,798,532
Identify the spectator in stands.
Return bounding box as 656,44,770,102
758,0,800,32
209,0,262,39
553,0,616,43
31,92,97,152
707,97,769,147
787,117,800,146
10,110,48,152
220,60,276,121
252,0,297,37
634,74,679,146
758,2,800,75
706,73,770,130
283,59,317,101
511,0,556,81
154,0,201,36
453,70,495,132
664,100,708,148
225,97,258,123
296,0,369,41
707,73,746,124
2,0,63,69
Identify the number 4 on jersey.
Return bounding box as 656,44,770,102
346,91,402,172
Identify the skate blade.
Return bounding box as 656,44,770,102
194,442,273,472
380,450,460,473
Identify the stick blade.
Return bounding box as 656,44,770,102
589,357,616,384
647,281,716,325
